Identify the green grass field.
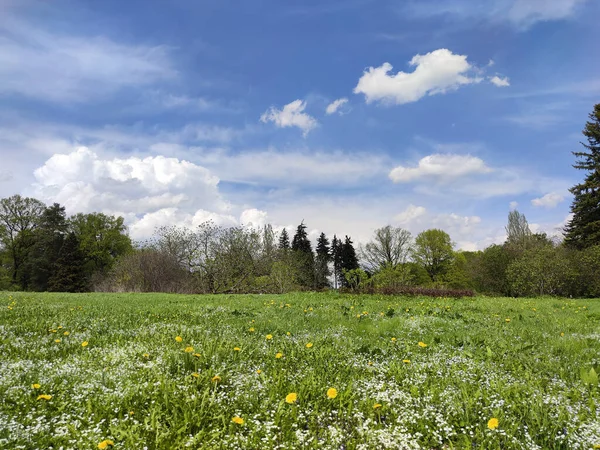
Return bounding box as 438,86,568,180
1,292,599,449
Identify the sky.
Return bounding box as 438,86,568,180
1,0,599,250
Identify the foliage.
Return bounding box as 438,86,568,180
360,225,412,272
565,103,600,249
412,229,454,282
339,236,359,288
47,232,89,293
314,232,331,289
342,268,369,291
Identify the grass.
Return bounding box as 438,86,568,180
0,291,599,449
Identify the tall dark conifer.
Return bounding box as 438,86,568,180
48,232,88,292
291,221,315,289
331,235,342,289
565,103,600,248
340,235,359,288
278,228,290,250
315,232,331,289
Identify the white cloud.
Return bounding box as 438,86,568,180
260,100,318,136
509,201,518,210
490,76,510,87
325,97,349,115
389,154,492,183
354,49,486,105
0,18,175,102
240,209,269,228
394,204,427,224
531,192,565,208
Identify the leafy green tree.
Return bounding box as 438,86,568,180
564,103,600,248
442,252,474,290
412,229,454,282
47,232,88,292
69,212,133,277
505,210,533,252
315,232,331,289
0,195,46,287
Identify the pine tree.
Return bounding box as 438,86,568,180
315,232,331,289
48,232,88,292
291,221,315,289
564,103,600,249
340,235,359,287
331,235,342,289
278,228,290,250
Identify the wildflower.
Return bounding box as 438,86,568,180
191,372,199,378
37,394,52,401
232,416,244,425
309,307,313,311
55,339,61,343
143,353,150,358
373,403,382,409
32,384,41,389
63,331,70,336
184,346,194,353
327,388,338,399
81,341,88,347
391,337,397,343
175,336,183,342
97,440,115,449
234,347,241,351
249,327,255,332
403,359,411,364
256,369,262,374
285,392,298,404
356,314,361,318
129,411,134,415
418,342,427,348
266,334,273,340
286,332,291,336
275,352,283,359
505,318,511,323
487,418,499,430
560,332,565,337
193,353,201,357
306,342,313,348
211,375,221,383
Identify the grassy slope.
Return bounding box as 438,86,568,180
0,291,599,449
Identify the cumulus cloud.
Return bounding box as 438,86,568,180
531,192,565,208
389,154,492,183
32,147,235,239
325,97,349,115
354,49,486,105
394,204,427,224
490,76,510,87
260,100,318,136
240,208,269,228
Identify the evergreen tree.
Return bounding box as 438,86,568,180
278,228,290,250
48,232,88,292
564,103,600,248
291,221,315,288
331,235,343,289
315,232,331,289
340,235,359,287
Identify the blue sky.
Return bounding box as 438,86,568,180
1,0,599,249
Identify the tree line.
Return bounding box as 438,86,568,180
1,103,599,296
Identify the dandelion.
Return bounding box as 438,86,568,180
32,384,40,389
234,347,241,351
487,418,499,430
266,334,273,340
81,341,88,347
37,394,52,401
143,353,150,358
373,403,382,409
403,359,411,364
184,346,194,353
97,440,115,449
275,352,283,359
285,392,298,404
418,342,427,348
55,339,61,343
286,332,291,336
356,314,361,318
232,416,244,425
327,388,338,399
211,375,221,383
191,372,199,378
193,353,201,357
256,369,262,374
306,342,313,348
505,318,511,323
249,327,255,332
175,336,183,342
560,332,565,337
63,331,70,336
391,337,397,342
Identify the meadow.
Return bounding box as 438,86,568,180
0,292,599,450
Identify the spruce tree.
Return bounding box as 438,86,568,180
315,232,331,289
331,235,343,289
340,235,359,287
278,228,290,250
291,221,315,289
48,232,88,292
564,103,600,249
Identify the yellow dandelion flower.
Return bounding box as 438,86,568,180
327,388,338,399
266,334,273,340
184,346,194,353
234,347,241,351
356,314,361,318
418,342,427,348
249,327,255,332
306,342,313,348
285,392,297,404
275,352,283,359
391,337,397,342
487,418,499,430
55,339,61,343
232,416,244,425
81,341,88,347
193,353,201,357
309,307,313,311
32,383,41,389
373,403,382,409
175,336,183,342
256,369,262,374
211,375,221,383
37,394,52,401
63,331,70,336
191,372,199,378
286,332,291,336
403,359,411,364
505,318,511,323
560,332,565,337
97,440,115,449
143,353,150,358
368,361,373,366
304,309,307,313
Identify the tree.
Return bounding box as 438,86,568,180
360,225,412,272
0,195,45,286
340,235,359,288
564,103,600,248
278,228,290,250
47,232,88,292
291,221,315,289
315,232,331,289
505,210,533,251
331,235,343,289
412,229,454,282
